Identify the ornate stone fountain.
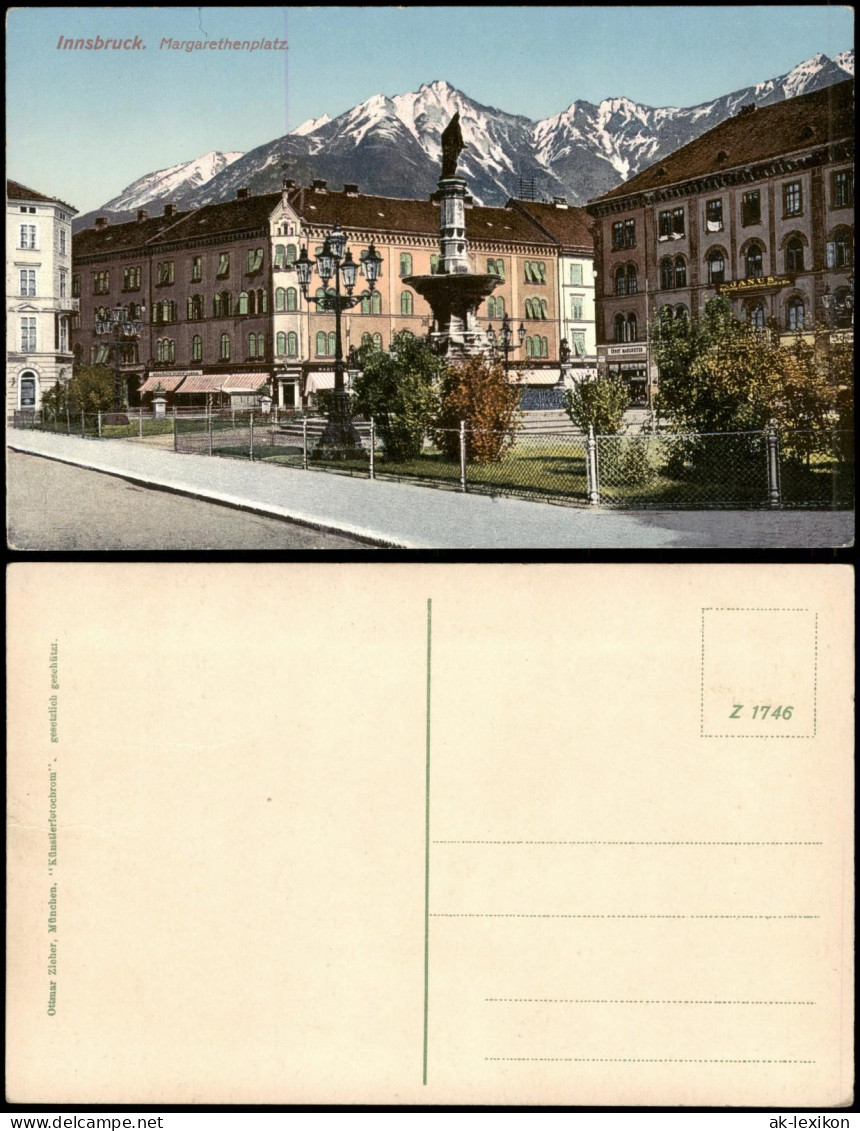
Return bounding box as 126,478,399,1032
403,113,500,359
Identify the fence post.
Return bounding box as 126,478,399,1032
66,407,70,435
173,405,178,451
81,410,85,438
586,426,600,505
766,420,781,507
97,410,102,438
459,420,467,492
208,411,213,456
138,408,143,438
369,417,375,480
302,417,308,470
249,413,255,461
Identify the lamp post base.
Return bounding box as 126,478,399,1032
312,390,365,461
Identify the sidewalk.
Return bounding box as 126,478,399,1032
8,430,854,548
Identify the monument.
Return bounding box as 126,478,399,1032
403,113,500,359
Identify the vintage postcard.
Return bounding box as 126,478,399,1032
5,6,855,549
6,563,854,1105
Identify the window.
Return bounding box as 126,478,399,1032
674,305,688,322
658,211,672,239
783,182,802,217
660,257,673,290
258,288,267,313
247,248,264,274
286,245,297,265
19,224,36,249
371,291,381,315
214,290,231,317
785,236,804,273
329,331,338,356
122,266,141,290
747,301,766,330
239,291,249,315
672,208,685,236
156,339,175,363
21,316,37,351
674,255,686,288
705,199,723,231
572,330,586,355
625,313,637,342
287,331,298,356
832,169,853,208
707,249,725,285
276,332,286,356
285,287,297,312
744,244,764,278
216,252,230,278
192,335,202,361
570,263,583,285
626,265,638,295
59,229,67,255
787,297,805,331
487,296,496,318
275,288,285,311
624,219,635,248
191,256,202,282
430,254,440,274
614,266,627,296
359,248,383,278
72,275,80,297
401,291,413,315
524,260,546,283
832,229,852,268
361,333,373,348
612,221,625,250
20,373,37,407
570,295,584,320
187,294,203,320
248,332,264,358
220,333,231,360
274,245,285,269
59,271,67,298
613,314,625,343
93,271,110,294
400,253,413,276
19,269,36,297
316,331,327,357
155,261,174,285
742,191,761,226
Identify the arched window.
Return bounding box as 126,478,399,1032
221,291,232,316
249,334,257,358
524,298,534,319
248,291,257,316
275,288,286,312
707,249,725,285
401,291,413,315
372,333,382,350
660,258,673,290
626,265,638,294
430,254,440,274
487,296,496,318
286,287,297,312
747,300,766,329
614,314,625,343
192,335,202,361
495,295,505,317
659,304,673,321
257,333,265,357
540,336,549,358
674,256,686,288
361,333,373,348
220,333,231,360
400,252,412,276
316,331,327,357
525,336,534,358
674,304,688,322
287,331,298,356
785,236,804,273
286,245,297,265
360,294,371,315
833,229,853,267
495,259,505,279
19,372,37,408
316,287,327,304
328,331,336,356
276,332,286,356
371,292,381,315
744,244,764,279
187,297,194,320
615,266,627,296
274,246,285,269
258,288,267,313
626,314,638,341
787,296,805,331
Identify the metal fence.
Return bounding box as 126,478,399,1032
10,410,853,509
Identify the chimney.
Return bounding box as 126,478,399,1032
163,203,176,217
137,208,149,221
312,179,328,192
283,177,296,190
343,183,359,196
236,187,250,199
737,103,756,116
94,217,109,230
552,196,569,208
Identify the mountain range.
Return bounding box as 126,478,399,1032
72,50,853,232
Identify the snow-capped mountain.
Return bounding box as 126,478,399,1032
75,50,852,230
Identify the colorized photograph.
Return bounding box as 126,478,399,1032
6,6,855,548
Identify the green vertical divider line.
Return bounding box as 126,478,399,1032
423,597,432,1085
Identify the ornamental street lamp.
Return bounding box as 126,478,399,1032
486,313,526,373
94,302,145,412
295,225,382,451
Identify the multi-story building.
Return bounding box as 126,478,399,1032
507,197,597,373
72,180,596,408
586,79,854,406
6,180,78,416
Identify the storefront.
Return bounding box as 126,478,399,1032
598,344,651,406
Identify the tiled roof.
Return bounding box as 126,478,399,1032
288,186,555,246
591,79,854,204
74,212,194,256
161,193,282,242
507,199,594,251
7,179,77,212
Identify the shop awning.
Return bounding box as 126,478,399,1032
139,373,190,393
511,369,563,386
175,373,227,393
221,373,269,391
304,371,353,394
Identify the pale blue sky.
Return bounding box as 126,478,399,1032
7,6,854,213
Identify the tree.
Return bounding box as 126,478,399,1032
351,331,444,461
433,355,522,463
563,373,628,435
41,364,115,416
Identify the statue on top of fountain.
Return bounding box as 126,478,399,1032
440,112,466,179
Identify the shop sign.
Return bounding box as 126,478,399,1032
718,275,792,295
604,344,647,357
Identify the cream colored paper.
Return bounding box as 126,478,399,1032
6,564,853,1106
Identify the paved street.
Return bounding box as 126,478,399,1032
7,432,855,549
6,451,370,550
